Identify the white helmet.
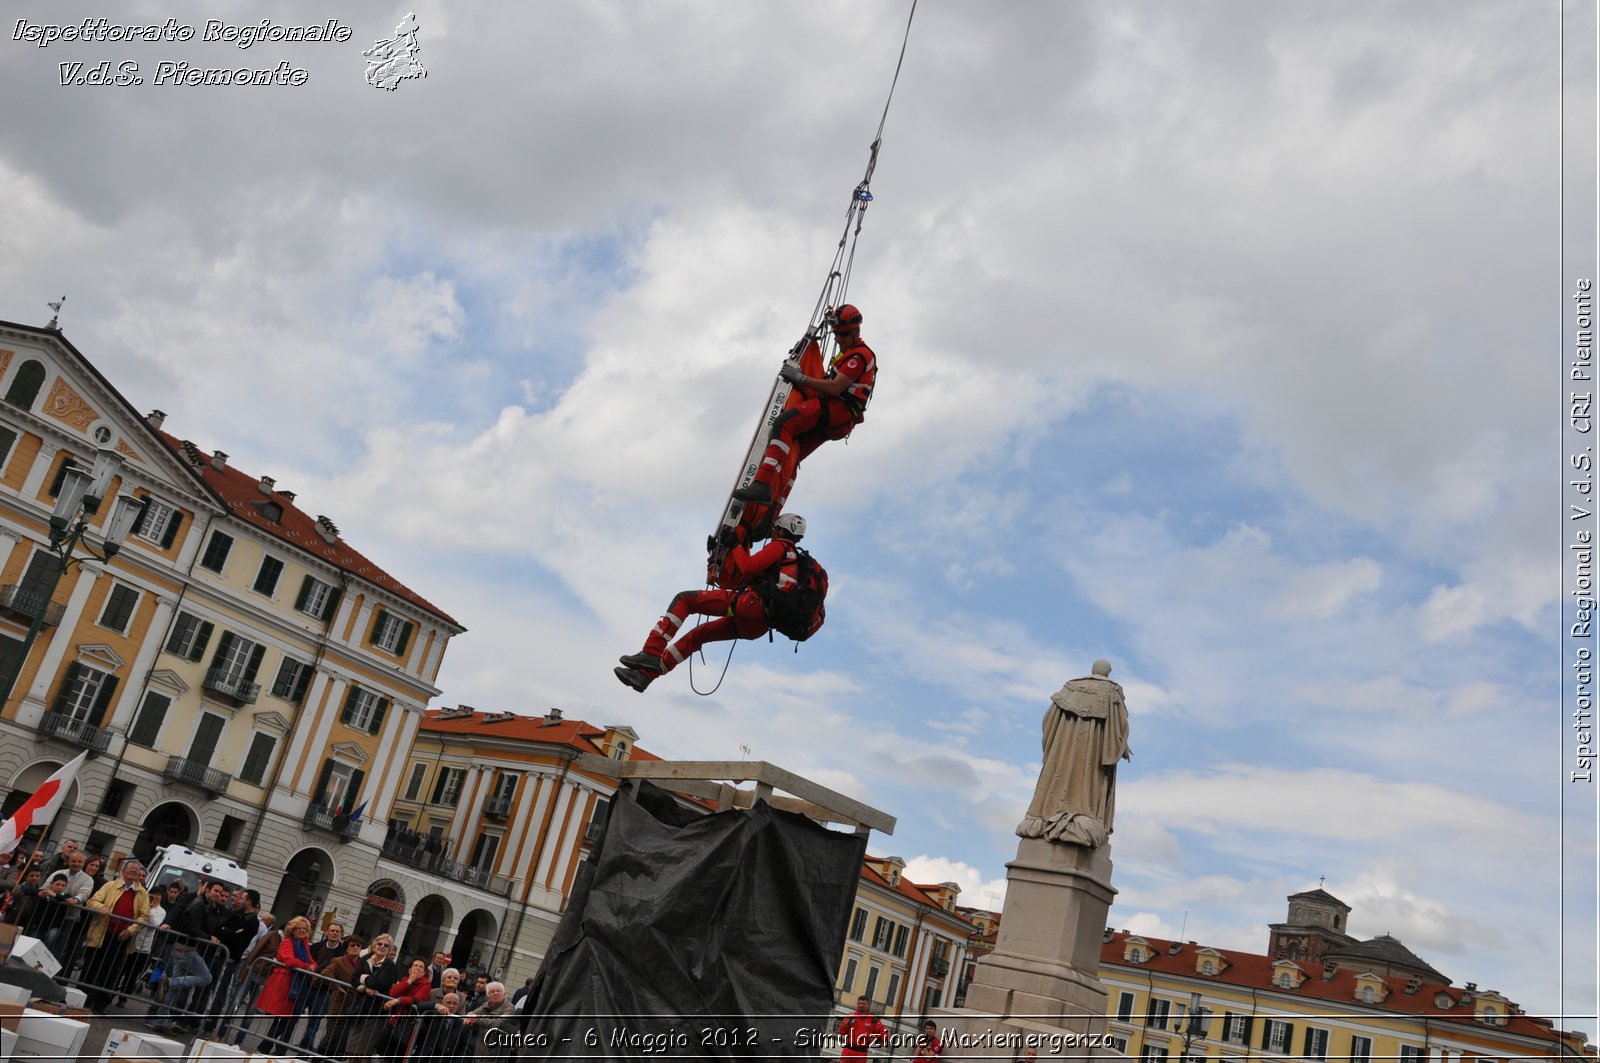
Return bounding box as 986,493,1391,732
772,513,806,540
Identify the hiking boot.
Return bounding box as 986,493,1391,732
613,666,653,692
618,653,665,674
732,482,772,504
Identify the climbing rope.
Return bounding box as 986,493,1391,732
803,0,919,350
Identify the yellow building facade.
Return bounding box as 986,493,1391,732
0,318,464,927
1099,891,1594,1063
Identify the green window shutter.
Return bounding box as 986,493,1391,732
368,697,390,735
294,576,313,612
395,621,414,657
339,687,358,725
370,608,388,646
209,631,236,670
189,620,214,662
87,673,120,727
314,760,335,806
322,587,342,622
165,613,194,655
159,511,185,549
291,663,314,703
242,643,266,684
51,663,85,714
345,769,366,809
129,691,170,746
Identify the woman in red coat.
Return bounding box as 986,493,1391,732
255,915,317,1053
381,957,433,1061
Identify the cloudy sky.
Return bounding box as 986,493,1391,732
2,0,1594,1025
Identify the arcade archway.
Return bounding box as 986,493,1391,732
273,847,334,926
131,801,197,861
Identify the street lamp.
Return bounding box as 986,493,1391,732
0,447,148,710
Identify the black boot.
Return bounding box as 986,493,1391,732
619,653,665,674
732,481,772,504
614,666,653,692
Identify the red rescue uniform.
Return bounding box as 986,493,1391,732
749,340,876,493
640,539,801,672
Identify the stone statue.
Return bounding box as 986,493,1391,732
1016,660,1132,848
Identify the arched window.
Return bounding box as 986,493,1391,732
4,360,47,410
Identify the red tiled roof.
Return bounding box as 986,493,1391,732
420,708,659,761
858,858,977,930
156,431,460,627
1101,931,1570,1043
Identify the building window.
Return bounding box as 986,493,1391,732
892,925,909,958
1148,998,1172,1030
0,425,17,469
370,608,415,655
313,759,362,812
342,688,389,734
849,909,867,942
4,361,46,409
1141,1047,1169,1062
132,499,184,549
253,555,284,596
1357,985,1378,1003
1108,1037,1129,1054
1117,992,1136,1023
208,631,264,692
295,575,341,621
872,917,892,951
98,583,140,634
199,531,234,573
1398,1048,1425,1063
216,815,245,854
52,662,118,724
842,956,858,993
270,658,314,703
1304,1027,1329,1060
239,733,276,786
863,965,880,1003
165,612,214,661
430,766,466,806
128,691,171,747
469,832,502,871
1224,1014,1251,1046
886,972,901,1008
1350,1036,1373,1063
1265,1020,1292,1054
403,762,427,802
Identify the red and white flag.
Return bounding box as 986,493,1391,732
0,751,87,854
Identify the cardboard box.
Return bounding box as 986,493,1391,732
101,1028,185,1061
0,923,17,964
186,1041,247,1063
0,985,26,1006
7,937,59,980
60,987,85,1009
12,1008,88,1060
0,1002,21,1034
1,1026,18,1063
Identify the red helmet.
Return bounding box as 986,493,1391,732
831,304,863,332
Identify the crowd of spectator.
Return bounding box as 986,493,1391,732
0,843,526,1060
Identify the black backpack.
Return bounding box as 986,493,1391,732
756,547,828,642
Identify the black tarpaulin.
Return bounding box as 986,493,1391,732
521,781,867,1059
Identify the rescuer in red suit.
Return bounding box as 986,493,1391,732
614,513,811,692
732,304,876,505
837,996,889,1061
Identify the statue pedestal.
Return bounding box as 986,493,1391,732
934,839,1116,1058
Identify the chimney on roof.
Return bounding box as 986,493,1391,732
315,515,339,544
279,491,296,502
1323,962,1338,980
180,440,205,466
542,707,564,726
211,451,227,471
1167,942,1182,956
258,476,275,495
1103,928,1114,943
146,410,166,431
1404,977,1423,994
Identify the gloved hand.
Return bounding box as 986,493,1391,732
717,525,745,549
779,363,805,385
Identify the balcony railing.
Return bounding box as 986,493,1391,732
379,835,513,895
303,803,362,841
483,794,514,818
203,667,260,705
37,710,113,752
164,756,231,794
0,584,64,627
